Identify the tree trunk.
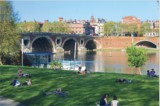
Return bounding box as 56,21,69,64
0,57,2,65
131,67,135,74
138,67,142,75
135,67,141,75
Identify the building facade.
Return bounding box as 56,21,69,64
122,16,141,32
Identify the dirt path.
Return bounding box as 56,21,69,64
0,96,25,106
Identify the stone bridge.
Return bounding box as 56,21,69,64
22,32,159,54
22,32,100,53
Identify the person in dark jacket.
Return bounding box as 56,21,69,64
100,94,110,106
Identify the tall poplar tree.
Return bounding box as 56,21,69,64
0,1,20,65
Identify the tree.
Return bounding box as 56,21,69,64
41,21,53,32
140,22,151,36
126,45,148,74
128,23,138,34
50,61,62,70
115,22,123,36
121,23,129,35
17,21,41,32
52,21,70,33
0,1,20,65
120,23,138,36
103,21,115,36
41,21,70,33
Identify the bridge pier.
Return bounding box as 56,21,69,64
77,46,87,51
55,46,64,53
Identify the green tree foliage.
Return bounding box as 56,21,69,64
121,23,138,35
41,21,53,32
17,21,41,32
103,21,115,36
128,23,138,34
104,22,138,36
0,1,20,65
115,22,123,36
41,21,70,33
126,45,148,74
52,22,70,33
139,22,151,36
50,61,62,69
121,23,128,34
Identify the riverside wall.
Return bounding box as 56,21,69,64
95,36,159,49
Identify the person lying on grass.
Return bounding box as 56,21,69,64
115,78,132,84
43,88,68,97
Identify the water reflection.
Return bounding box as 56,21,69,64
54,50,159,75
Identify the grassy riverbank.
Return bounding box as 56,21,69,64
0,66,159,106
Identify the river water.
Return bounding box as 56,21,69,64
54,50,159,75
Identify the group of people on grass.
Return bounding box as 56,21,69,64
10,68,32,87
99,94,118,106
77,64,88,75
147,68,158,78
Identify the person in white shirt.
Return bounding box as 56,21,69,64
111,95,119,106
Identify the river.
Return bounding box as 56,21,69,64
53,50,159,75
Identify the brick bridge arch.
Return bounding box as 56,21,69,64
135,40,157,48
61,37,79,53
30,36,56,52
85,38,102,50
21,32,99,53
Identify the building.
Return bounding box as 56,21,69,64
69,22,91,35
141,20,159,37
58,17,63,22
122,16,141,33
64,18,93,35
90,16,106,36
154,20,159,30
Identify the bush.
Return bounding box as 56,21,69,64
50,61,62,69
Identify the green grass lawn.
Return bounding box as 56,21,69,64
0,66,159,106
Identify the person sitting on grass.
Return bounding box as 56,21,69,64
147,70,151,77
78,69,87,75
10,77,21,87
150,69,158,78
21,76,32,86
17,68,30,78
99,94,110,106
17,68,23,77
111,95,119,106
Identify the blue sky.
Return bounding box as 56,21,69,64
12,0,159,22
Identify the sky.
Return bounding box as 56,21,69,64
12,0,159,22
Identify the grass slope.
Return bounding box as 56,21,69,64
0,66,159,106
